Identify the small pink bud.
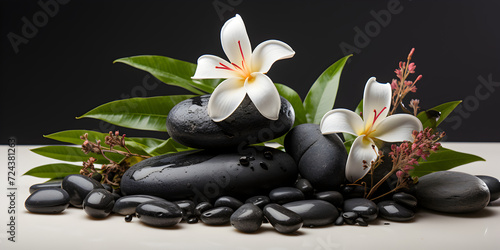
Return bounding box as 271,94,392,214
408,48,415,60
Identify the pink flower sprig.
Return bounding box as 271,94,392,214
389,48,423,116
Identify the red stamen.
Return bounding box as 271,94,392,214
238,40,245,61
215,62,234,71
231,63,243,71
372,107,387,126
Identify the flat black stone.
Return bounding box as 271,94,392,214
263,203,303,234
29,180,63,194
230,204,263,233
269,187,305,204
136,200,183,227
112,195,167,215
284,124,347,190
476,175,500,202
314,191,343,208
83,189,115,218
62,174,103,208
166,95,294,149
120,147,298,202
343,198,378,222
214,196,243,210
25,188,70,214
200,207,234,225
245,195,271,209
377,200,415,222
283,200,339,227
416,171,490,213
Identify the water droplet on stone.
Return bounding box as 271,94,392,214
239,156,249,166
264,151,273,160
125,214,133,222
260,162,268,170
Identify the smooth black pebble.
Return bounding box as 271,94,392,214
283,200,339,227
245,195,271,209
25,188,70,214
214,196,243,210
377,200,415,221
62,174,103,208
83,189,115,218
136,200,183,227
476,175,500,202
174,200,196,221
29,180,63,194
295,179,314,197
263,203,303,234
113,194,167,215
314,191,343,208
269,187,305,204
230,204,263,233
343,198,378,222
200,207,234,225
392,192,418,210
195,201,213,217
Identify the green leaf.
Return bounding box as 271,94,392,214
23,163,83,179
275,83,307,126
114,56,221,94
77,95,194,132
31,146,124,164
144,138,192,156
417,101,462,129
409,147,485,177
303,54,352,124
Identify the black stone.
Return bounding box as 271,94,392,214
284,124,347,190
476,175,500,202
62,174,103,208
120,147,298,202
283,200,339,227
112,195,167,215
392,192,417,210
377,200,415,222
263,203,303,234
195,201,213,217
136,200,183,227
230,204,263,233
200,207,234,225
355,217,368,226
29,180,62,194
343,198,378,222
214,196,243,210
166,95,294,149
25,188,70,214
83,189,115,218
269,187,305,204
245,195,271,209
334,215,344,225
124,214,133,222
187,216,199,224
416,171,490,213
174,200,196,221
295,178,314,197
102,184,113,193
340,185,367,199
314,191,343,208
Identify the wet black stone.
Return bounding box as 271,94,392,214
25,188,70,214
269,187,305,204
239,157,250,166
284,124,347,190
392,192,417,210
263,203,303,234
295,179,314,197
120,147,298,202
230,204,263,233
195,201,213,217
112,195,167,215
136,200,183,227
245,195,271,209
62,174,103,208
476,175,500,202
334,215,344,225
343,198,378,222
83,189,115,218
283,200,339,227
187,216,199,224
355,217,368,226
125,214,133,222
200,207,234,225
166,95,294,149
214,196,243,210
340,185,367,199
102,184,113,193
314,191,343,208
29,180,63,194
174,200,196,221
416,171,490,213
378,200,415,222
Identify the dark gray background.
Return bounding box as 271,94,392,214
1,0,499,144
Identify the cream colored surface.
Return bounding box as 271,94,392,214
0,143,499,250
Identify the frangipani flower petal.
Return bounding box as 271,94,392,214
192,55,240,79
207,78,247,122
251,40,295,73
320,109,365,136
345,135,379,182
220,14,252,69
371,114,423,142
244,72,281,120
363,77,391,131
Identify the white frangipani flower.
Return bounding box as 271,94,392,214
192,14,295,122
320,77,423,182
